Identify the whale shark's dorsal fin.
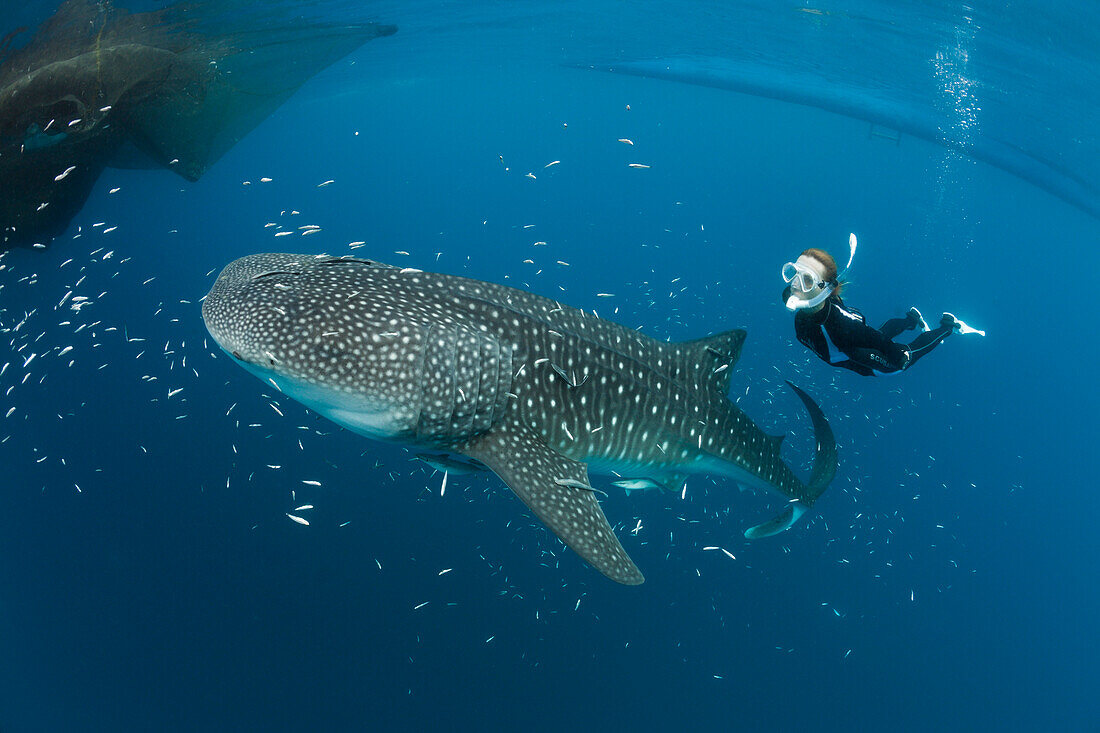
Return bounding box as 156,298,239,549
668,329,747,400
459,417,644,585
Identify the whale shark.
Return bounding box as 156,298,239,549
0,0,396,248
202,253,837,585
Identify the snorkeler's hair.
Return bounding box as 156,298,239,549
801,248,845,296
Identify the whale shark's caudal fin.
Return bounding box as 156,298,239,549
744,502,808,539
744,381,837,539
787,381,837,500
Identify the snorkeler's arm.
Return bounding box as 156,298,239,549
788,289,873,374
794,316,832,364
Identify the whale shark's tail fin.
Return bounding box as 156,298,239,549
786,381,837,502
744,502,808,539
744,382,837,539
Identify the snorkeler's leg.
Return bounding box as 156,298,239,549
908,307,930,332
845,346,905,374
902,326,953,369
881,308,928,339
879,317,912,340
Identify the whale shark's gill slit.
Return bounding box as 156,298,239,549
315,256,380,268
250,270,298,281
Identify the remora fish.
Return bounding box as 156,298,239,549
202,253,837,585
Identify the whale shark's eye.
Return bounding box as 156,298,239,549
231,350,243,360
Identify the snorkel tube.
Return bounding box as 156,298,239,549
786,283,834,311
785,233,858,312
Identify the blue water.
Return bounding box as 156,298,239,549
1,2,1096,731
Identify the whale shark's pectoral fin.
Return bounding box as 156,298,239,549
415,452,486,475
744,501,809,539
459,419,644,585
658,471,689,493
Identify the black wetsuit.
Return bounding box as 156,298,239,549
783,286,953,376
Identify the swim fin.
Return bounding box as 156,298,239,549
941,312,986,336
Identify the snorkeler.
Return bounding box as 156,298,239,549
782,234,984,376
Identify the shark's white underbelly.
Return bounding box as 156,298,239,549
238,358,411,441
584,453,774,494
239,351,777,495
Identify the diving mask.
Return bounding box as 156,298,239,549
782,261,827,293
783,233,858,312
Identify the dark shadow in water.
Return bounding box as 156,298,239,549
595,56,1099,222
0,0,396,248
